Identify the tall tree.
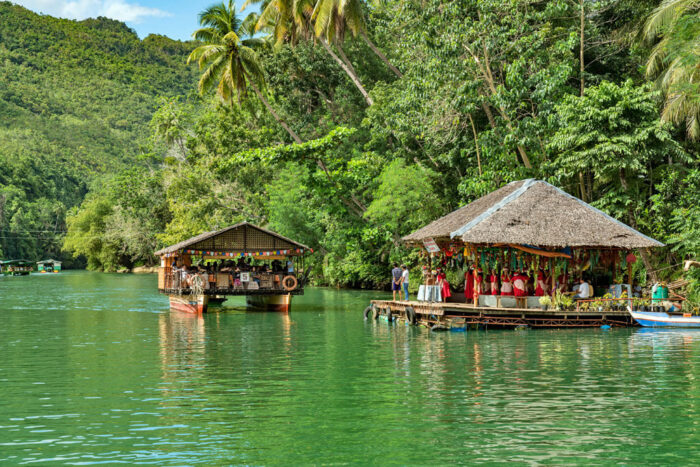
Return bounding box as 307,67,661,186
246,0,375,105
313,0,402,78
189,1,303,143
642,0,700,140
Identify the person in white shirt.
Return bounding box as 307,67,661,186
400,264,410,301
574,277,591,299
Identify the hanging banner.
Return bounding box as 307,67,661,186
423,238,441,253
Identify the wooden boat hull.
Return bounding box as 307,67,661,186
169,294,208,314
630,310,700,328
246,294,291,312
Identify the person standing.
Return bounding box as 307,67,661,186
500,268,513,295
401,264,410,301
391,263,402,301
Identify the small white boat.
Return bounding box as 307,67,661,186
629,309,700,328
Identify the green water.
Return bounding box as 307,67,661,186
1,271,699,464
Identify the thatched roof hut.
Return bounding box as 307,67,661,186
403,179,662,249
155,222,310,256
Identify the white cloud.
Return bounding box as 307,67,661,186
14,0,171,23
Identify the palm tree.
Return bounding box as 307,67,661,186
642,0,700,140
244,0,375,106
313,0,402,78
189,1,302,143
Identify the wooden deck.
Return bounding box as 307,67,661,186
368,300,634,328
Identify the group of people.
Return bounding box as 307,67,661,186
171,257,295,290
392,262,595,305
463,266,589,299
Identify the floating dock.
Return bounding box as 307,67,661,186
367,300,634,328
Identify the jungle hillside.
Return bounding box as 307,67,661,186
1,0,698,299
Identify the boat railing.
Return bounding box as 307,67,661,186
160,269,302,294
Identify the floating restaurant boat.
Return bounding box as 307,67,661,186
629,310,700,328
1,260,34,276
155,222,312,314
369,179,667,328
37,259,62,273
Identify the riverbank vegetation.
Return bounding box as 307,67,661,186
1,1,697,298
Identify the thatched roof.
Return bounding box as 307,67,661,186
403,179,663,249
155,222,310,255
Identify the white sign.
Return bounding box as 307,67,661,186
423,238,441,253
240,272,250,282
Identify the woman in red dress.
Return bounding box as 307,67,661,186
437,268,452,300
500,268,513,295
489,269,499,295
535,267,547,296
464,266,474,303
474,268,483,304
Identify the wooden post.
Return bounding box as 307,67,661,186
549,258,557,296
627,251,633,285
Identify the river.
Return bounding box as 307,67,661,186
1,271,699,464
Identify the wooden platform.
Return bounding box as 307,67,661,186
368,300,634,328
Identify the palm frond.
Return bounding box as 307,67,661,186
198,56,226,95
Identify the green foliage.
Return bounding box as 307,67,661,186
548,80,687,221
364,159,441,236
0,2,197,263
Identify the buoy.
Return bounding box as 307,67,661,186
600,324,611,330
282,275,298,291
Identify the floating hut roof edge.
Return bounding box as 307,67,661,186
402,179,663,249
155,222,311,256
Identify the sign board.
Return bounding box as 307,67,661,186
423,238,441,253
240,272,250,282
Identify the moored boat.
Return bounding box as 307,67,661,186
1,260,34,276
37,259,62,273
155,222,311,314
629,310,700,328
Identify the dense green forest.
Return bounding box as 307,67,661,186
0,2,197,264
2,1,698,300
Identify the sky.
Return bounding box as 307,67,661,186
12,0,254,41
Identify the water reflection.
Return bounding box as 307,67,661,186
2,274,700,464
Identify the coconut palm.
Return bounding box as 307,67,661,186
313,0,402,78
642,0,700,140
189,1,302,143
244,0,375,106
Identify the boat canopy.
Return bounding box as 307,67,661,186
37,259,62,265
1,259,34,266
155,222,312,258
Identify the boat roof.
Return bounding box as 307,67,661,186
155,222,311,256
37,259,62,264
1,259,34,265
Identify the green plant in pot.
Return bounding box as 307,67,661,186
539,295,552,310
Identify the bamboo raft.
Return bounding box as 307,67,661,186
367,300,635,328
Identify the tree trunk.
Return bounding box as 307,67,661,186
361,32,402,78
579,0,585,97
250,82,303,144
468,114,482,176
319,39,373,106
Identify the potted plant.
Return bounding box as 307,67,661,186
539,295,552,310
